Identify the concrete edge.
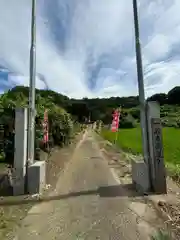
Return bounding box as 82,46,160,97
111,161,172,235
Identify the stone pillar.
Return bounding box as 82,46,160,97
13,108,28,195
28,161,46,194
147,101,167,194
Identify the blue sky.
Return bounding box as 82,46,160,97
0,0,180,98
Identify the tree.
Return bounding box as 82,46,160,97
167,86,180,104
148,93,167,105
2,84,180,128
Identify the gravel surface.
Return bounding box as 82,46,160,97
13,130,160,240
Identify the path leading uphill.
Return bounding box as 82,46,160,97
14,130,162,240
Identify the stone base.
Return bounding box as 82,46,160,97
28,161,46,194
13,178,25,196
12,170,25,196
132,160,150,194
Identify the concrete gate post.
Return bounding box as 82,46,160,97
146,101,167,194
13,108,28,195
132,101,167,194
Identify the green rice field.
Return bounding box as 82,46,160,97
101,127,180,177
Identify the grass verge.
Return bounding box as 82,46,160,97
101,127,180,180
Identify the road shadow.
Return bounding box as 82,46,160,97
98,184,141,197
0,183,156,206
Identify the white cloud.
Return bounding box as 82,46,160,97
8,74,45,89
0,0,180,98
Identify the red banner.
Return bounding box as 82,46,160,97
43,109,49,143
111,109,120,132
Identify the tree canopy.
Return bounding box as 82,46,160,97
1,85,180,126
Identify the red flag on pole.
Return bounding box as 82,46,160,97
43,109,49,143
111,109,120,132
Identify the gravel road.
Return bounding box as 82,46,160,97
14,130,156,240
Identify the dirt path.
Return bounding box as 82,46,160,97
0,132,85,239
12,130,165,240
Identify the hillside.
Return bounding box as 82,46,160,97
1,85,180,127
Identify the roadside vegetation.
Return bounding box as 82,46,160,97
0,86,83,167
151,230,172,240
101,127,180,181
1,85,180,179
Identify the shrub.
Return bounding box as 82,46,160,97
45,106,73,147
176,118,180,128
119,114,136,129
161,119,178,128
0,92,75,164
129,107,140,120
